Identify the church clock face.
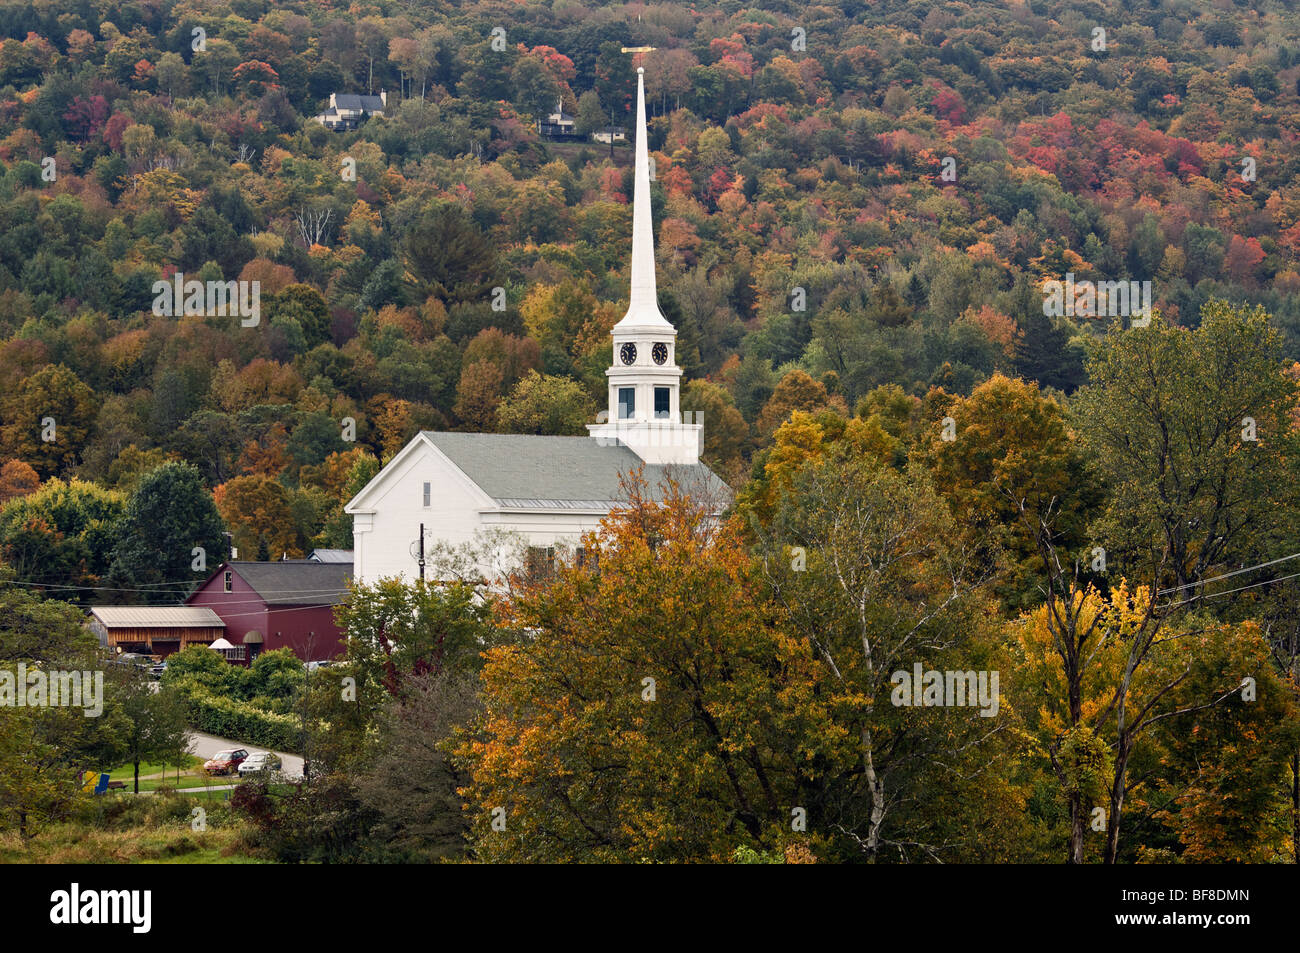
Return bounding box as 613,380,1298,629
652,342,668,365
620,343,637,365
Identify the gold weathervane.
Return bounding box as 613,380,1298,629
620,46,657,54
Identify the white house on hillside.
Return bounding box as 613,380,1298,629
538,97,576,138
315,91,387,131
593,125,627,144
345,67,727,586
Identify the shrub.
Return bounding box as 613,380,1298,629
162,645,247,696
177,684,304,753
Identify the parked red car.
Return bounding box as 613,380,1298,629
203,748,249,776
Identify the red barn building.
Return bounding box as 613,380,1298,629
186,560,351,665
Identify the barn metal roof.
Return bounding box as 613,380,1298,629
493,498,616,510
308,549,354,563
89,606,224,628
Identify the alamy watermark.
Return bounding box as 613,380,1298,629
890,663,999,717
1042,273,1151,326
50,883,151,933
152,272,260,326
0,664,104,717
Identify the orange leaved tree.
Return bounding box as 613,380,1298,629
460,472,825,862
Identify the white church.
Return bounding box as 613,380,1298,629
345,67,729,586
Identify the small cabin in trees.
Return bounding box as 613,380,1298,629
315,91,387,131
538,98,576,138
593,125,627,144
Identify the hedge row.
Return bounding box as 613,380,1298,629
179,683,303,755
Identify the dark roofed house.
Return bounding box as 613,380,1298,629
186,560,352,665
315,91,387,131
538,98,576,138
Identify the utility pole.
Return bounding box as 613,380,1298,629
418,522,425,582
300,629,315,787
301,653,309,787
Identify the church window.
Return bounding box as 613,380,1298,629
577,545,600,574
618,387,635,419
422,482,431,507
654,387,670,419
526,546,556,583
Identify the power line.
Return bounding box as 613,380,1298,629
1159,569,1300,610
1156,550,1300,596
0,579,196,591
0,579,350,598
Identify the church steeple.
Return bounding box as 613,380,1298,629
587,64,701,466
617,67,674,333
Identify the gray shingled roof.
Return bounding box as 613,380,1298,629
334,93,384,111
423,432,730,507
223,560,352,606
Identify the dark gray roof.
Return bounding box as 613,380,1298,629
423,432,730,508
334,93,384,111
224,560,352,606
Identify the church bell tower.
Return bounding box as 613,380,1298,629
587,66,702,466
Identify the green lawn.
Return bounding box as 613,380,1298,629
101,756,252,794
176,787,240,801
108,755,203,782
92,755,296,797
131,775,239,793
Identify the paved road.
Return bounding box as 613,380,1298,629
186,730,305,780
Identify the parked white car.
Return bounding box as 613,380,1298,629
236,752,282,778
